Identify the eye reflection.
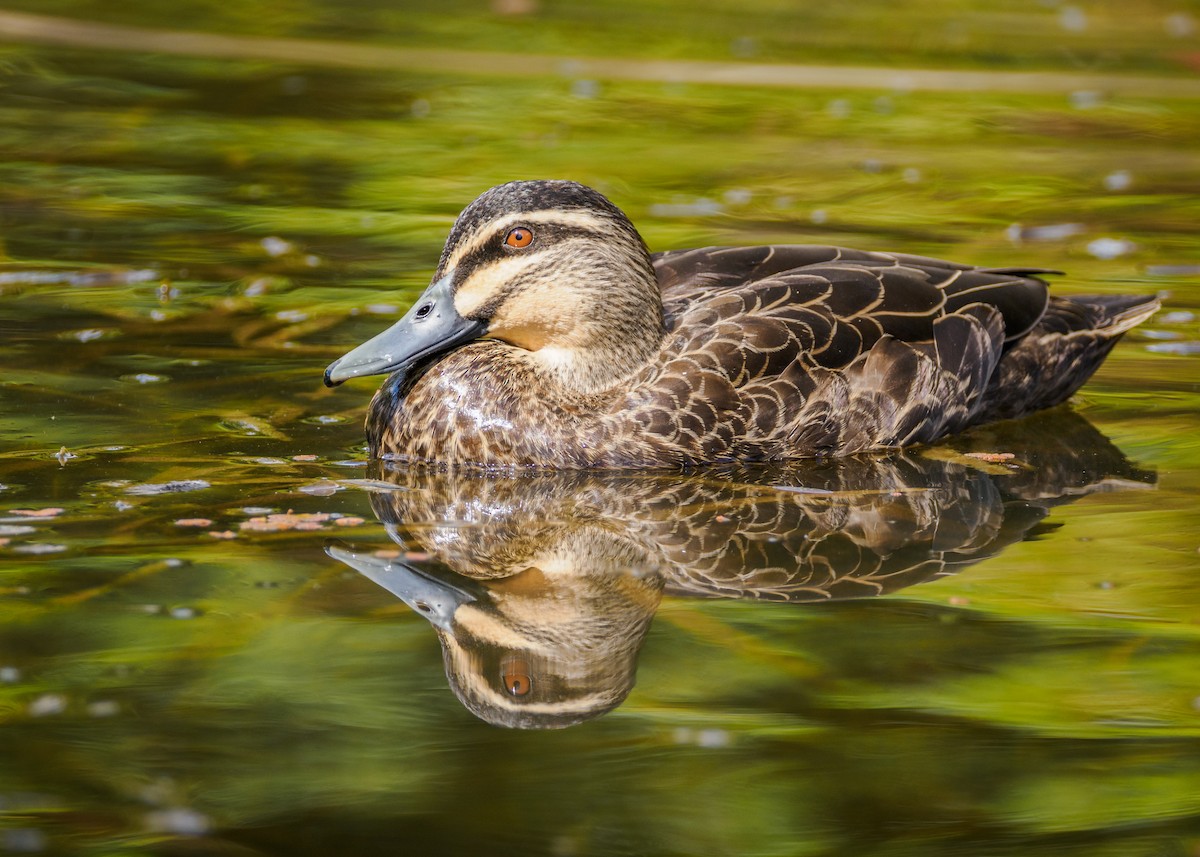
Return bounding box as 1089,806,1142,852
502,658,533,696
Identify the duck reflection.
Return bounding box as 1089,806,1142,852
327,409,1153,729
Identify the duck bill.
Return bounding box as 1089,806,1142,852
324,273,485,387
326,544,476,631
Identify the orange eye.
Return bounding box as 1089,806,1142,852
504,227,533,248
502,658,532,696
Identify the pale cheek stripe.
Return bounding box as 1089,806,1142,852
452,254,545,318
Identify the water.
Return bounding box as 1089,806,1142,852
2,5,1200,856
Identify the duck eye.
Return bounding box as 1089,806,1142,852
501,658,532,696
504,227,533,249
415,302,433,319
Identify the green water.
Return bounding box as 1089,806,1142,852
2,3,1200,855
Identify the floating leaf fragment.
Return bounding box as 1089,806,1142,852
208,530,237,539
10,508,65,517
241,512,332,532
175,518,214,527
332,516,365,527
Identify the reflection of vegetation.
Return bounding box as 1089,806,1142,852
0,7,1198,856
5,0,1200,74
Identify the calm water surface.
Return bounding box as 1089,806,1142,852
1,6,1200,856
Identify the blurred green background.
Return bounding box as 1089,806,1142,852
1,2,1199,855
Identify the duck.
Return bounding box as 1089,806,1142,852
324,180,1159,468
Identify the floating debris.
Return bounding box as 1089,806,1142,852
13,544,67,554
174,518,213,527
0,268,158,287
1158,311,1195,324
1146,264,1200,277
1146,342,1200,355
88,700,120,717
169,607,200,620
60,328,115,343
260,236,293,257
365,303,400,315
207,530,237,540
1103,170,1133,191
672,726,731,748
238,512,365,533
56,446,76,465
0,525,36,536
125,480,211,496
241,512,332,532
119,373,169,384
10,508,64,518
1006,222,1084,243
28,694,68,717
1087,237,1136,260
145,808,211,836
292,454,319,461
0,666,20,683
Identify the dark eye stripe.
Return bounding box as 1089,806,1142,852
450,222,607,289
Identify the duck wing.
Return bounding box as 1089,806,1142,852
611,246,1078,462
654,244,1051,348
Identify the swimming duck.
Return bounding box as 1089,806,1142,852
324,180,1158,468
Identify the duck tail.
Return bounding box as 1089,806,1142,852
1069,293,1162,336
975,293,1160,423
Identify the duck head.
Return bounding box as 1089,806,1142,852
324,180,665,394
